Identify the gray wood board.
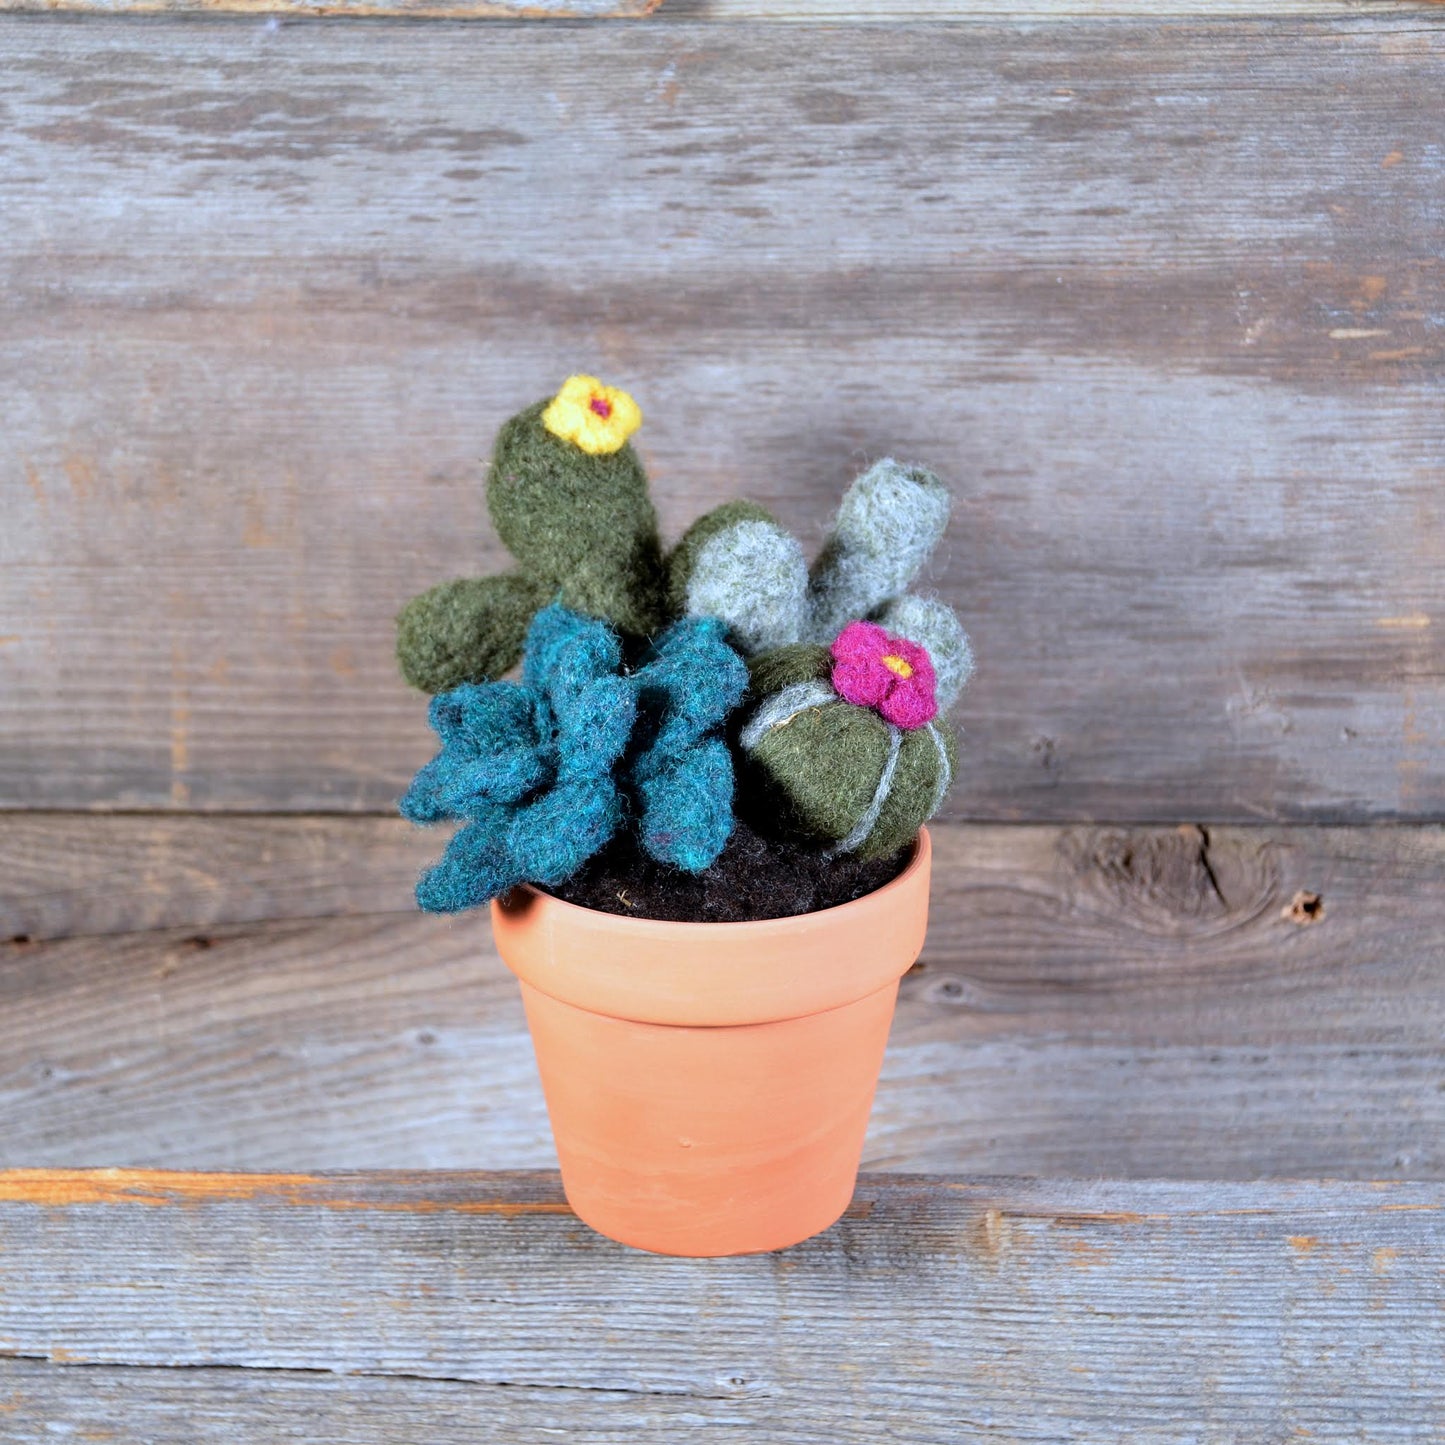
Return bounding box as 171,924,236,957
0,0,660,13
1,19,1441,820
0,1170,1440,1442
3,819,1440,1176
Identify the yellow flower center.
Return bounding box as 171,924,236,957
881,654,913,679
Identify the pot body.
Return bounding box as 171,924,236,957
491,829,932,1257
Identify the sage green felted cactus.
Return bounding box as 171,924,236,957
737,643,957,861
397,377,667,694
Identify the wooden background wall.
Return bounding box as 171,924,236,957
1,4,1442,1436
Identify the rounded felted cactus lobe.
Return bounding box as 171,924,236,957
488,400,666,636
745,643,832,698
396,571,548,694
743,698,892,846
860,716,957,859
665,499,779,614
742,699,955,858
807,459,953,641
740,635,958,858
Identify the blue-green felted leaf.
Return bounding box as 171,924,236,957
522,602,621,704
428,680,538,752
414,809,525,914
506,777,624,886
402,681,550,823
555,674,637,783
635,737,735,873
631,616,748,778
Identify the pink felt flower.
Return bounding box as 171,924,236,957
829,621,938,730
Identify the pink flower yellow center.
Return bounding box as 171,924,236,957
881,654,914,679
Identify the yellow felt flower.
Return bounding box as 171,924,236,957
541,375,643,456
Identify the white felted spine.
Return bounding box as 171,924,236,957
824,723,903,859
739,680,839,751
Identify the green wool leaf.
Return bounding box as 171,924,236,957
489,400,666,636
395,571,548,694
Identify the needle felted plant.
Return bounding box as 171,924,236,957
397,373,974,918
401,601,747,912
394,373,978,1258
397,375,665,695
669,459,974,863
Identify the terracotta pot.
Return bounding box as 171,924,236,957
490,828,932,1257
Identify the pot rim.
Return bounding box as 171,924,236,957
506,826,930,936
490,829,932,1027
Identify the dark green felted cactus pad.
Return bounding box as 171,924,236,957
740,640,956,858
745,643,832,696
743,699,892,845
396,571,548,694
863,718,957,859
488,400,666,636
665,499,781,617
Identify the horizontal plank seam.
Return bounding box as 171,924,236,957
3,1168,1438,1200
0,1351,718,1398
4,809,1444,828
5,7,1443,21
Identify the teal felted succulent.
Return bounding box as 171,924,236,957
401,602,748,912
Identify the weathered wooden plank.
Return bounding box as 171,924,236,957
0,1358,789,1444
3,820,1440,1175
1,0,660,14
1,19,1441,819
4,0,1438,16
664,0,1445,14
0,813,431,941
0,1170,1439,1441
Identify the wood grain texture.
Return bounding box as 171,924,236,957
3,819,1440,1176
0,812,431,941
1,18,1441,820
5,0,1440,15
0,1169,1439,1441
666,0,1445,15
1,0,662,14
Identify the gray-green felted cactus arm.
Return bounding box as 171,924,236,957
396,375,667,694
666,458,955,662
806,459,952,642
666,500,810,656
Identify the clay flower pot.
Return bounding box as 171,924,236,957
490,829,932,1257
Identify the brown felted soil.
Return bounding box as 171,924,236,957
543,818,911,923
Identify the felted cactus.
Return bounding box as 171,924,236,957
401,602,747,912
737,625,959,862
397,376,667,694
666,459,967,693
666,500,810,656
